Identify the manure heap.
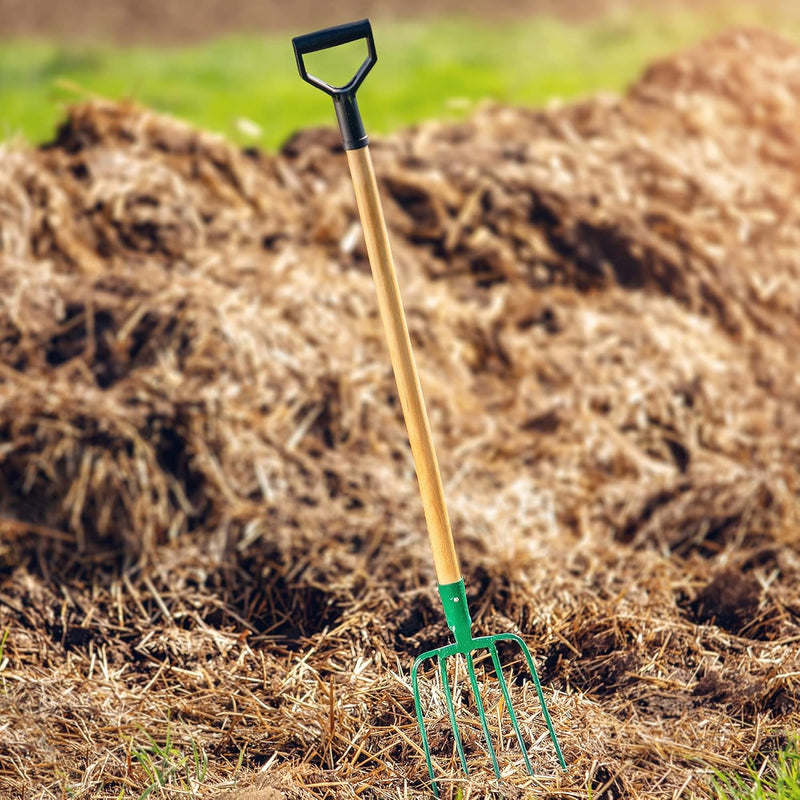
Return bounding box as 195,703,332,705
1,28,799,800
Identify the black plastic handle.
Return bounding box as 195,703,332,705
292,19,377,150
293,18,373,60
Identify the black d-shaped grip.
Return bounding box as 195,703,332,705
292,19,377,150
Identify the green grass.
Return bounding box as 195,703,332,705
130,723,210,799
712,740,800,800
2,4,800,150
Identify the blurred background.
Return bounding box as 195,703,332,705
1,0,799,149
0,0,645,41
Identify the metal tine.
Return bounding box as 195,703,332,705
497,633,567,771
465,652,502,781
411,654,440,797
489,643,534,775
438,654,470,776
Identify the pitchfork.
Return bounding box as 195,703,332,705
292,19,566,795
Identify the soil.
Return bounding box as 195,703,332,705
1,25,800,800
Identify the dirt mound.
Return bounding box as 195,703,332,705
1,28,799,799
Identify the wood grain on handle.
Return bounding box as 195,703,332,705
346,145,461,586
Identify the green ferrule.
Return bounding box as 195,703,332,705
438,579,472,645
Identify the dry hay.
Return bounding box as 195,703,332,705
1,27,800,800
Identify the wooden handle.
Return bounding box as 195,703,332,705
346,146,461,585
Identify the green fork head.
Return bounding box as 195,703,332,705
410,579,566,797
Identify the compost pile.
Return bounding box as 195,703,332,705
1,28,800,800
